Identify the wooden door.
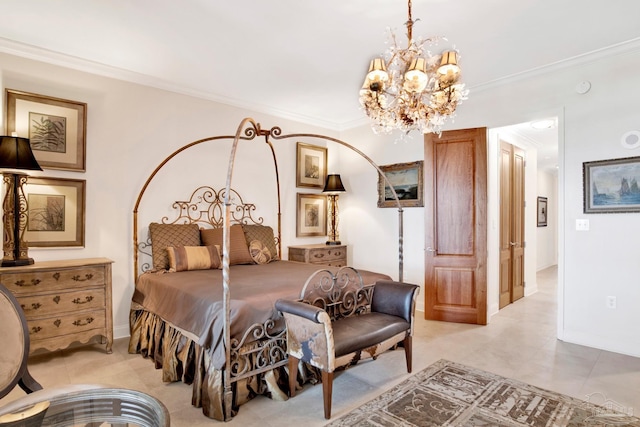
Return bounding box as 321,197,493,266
499,141,525,309
424,128,487,325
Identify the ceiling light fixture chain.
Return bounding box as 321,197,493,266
359,0,468,136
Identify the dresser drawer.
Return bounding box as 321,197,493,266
1,266,105,295
28,310,106,341
308,247,345,263
18,289,106,319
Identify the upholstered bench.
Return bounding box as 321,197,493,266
275,268,419,419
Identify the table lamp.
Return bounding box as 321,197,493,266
0,136,42,267
323,174,345,246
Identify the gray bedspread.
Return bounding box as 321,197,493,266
133,260,391,369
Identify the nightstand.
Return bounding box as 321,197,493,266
0,258,114,354
288,244,347,267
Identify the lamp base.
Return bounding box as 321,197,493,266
1,258,35,267
326,240,341,246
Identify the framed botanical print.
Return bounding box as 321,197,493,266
296,193,327,237
296,142,327,189
23,176,86,247
5,89,87,171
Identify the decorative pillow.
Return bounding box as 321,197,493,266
167,245,221,272
200,224,253,265
249,240,272,265
149,223,201,270
242,224,279,260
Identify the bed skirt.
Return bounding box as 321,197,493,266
128,306,310,420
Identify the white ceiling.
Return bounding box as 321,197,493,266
1,0,640,165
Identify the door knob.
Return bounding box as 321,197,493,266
509,242,517,247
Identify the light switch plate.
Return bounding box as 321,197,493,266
576,219,589,231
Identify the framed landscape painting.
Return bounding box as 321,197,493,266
23,177,86,247
5,89,87,171
378,161,424,208
583,156,640,213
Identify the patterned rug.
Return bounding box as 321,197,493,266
327,359,640,426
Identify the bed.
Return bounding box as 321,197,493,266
128,118,405,421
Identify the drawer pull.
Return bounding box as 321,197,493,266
72,274,94,282
72,296,94,305
24,302,42,311
14,279,41,287
54,319,62,328
334,251,343,256
73,317,94,327
53,296,61,304
53,272,61,281
313,253,325,259
31,326,42,334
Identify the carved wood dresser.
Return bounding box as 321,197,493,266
0,258,114,354
288,244,347,267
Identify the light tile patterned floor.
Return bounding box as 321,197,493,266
4,266,639,425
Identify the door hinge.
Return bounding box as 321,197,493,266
522,241,526,248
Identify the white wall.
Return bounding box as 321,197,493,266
537,170,558,270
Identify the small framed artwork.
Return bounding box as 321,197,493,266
296,142,327,189
5,89,87,171
583,156,640,213
23,177,86,247
377,161,424,208
296,193,327,237
537,197,548,227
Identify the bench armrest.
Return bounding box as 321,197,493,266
275,299,325,323
371,280,419,323
275,299,334,370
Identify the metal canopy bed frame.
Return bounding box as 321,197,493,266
131,117,404,420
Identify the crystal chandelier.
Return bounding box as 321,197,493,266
359,0,468,135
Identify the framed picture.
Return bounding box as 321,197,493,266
5,89,87,171
23,177,86,247
377,161,424,208
296,193,327,237
296,142,327,189
583,156,640,213
537,197,548,227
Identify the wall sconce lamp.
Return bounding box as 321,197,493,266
323,174,345,246
0,136,42,267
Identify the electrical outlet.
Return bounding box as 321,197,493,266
606,296,617,309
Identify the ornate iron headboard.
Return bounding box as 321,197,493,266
136,185,277,276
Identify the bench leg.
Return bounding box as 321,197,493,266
288,355,299,397
404,335,413,373
322,370,334,419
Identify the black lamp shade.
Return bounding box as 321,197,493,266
0,136,43,171
323,174,345,194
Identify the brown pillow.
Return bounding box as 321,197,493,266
167,245,221,272
200,224,253,265
249,240,272,265
149,223,201,270
242,224,279,260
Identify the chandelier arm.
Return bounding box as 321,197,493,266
406,0,413,42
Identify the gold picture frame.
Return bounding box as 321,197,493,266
5,89,87,171
23,176,86,247
296,142,327,189
296,193,327,237
377,161,424,208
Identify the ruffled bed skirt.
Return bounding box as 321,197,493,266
128,306,310,420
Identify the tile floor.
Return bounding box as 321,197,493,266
4,265,640,425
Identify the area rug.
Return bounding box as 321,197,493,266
327,359,640,426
